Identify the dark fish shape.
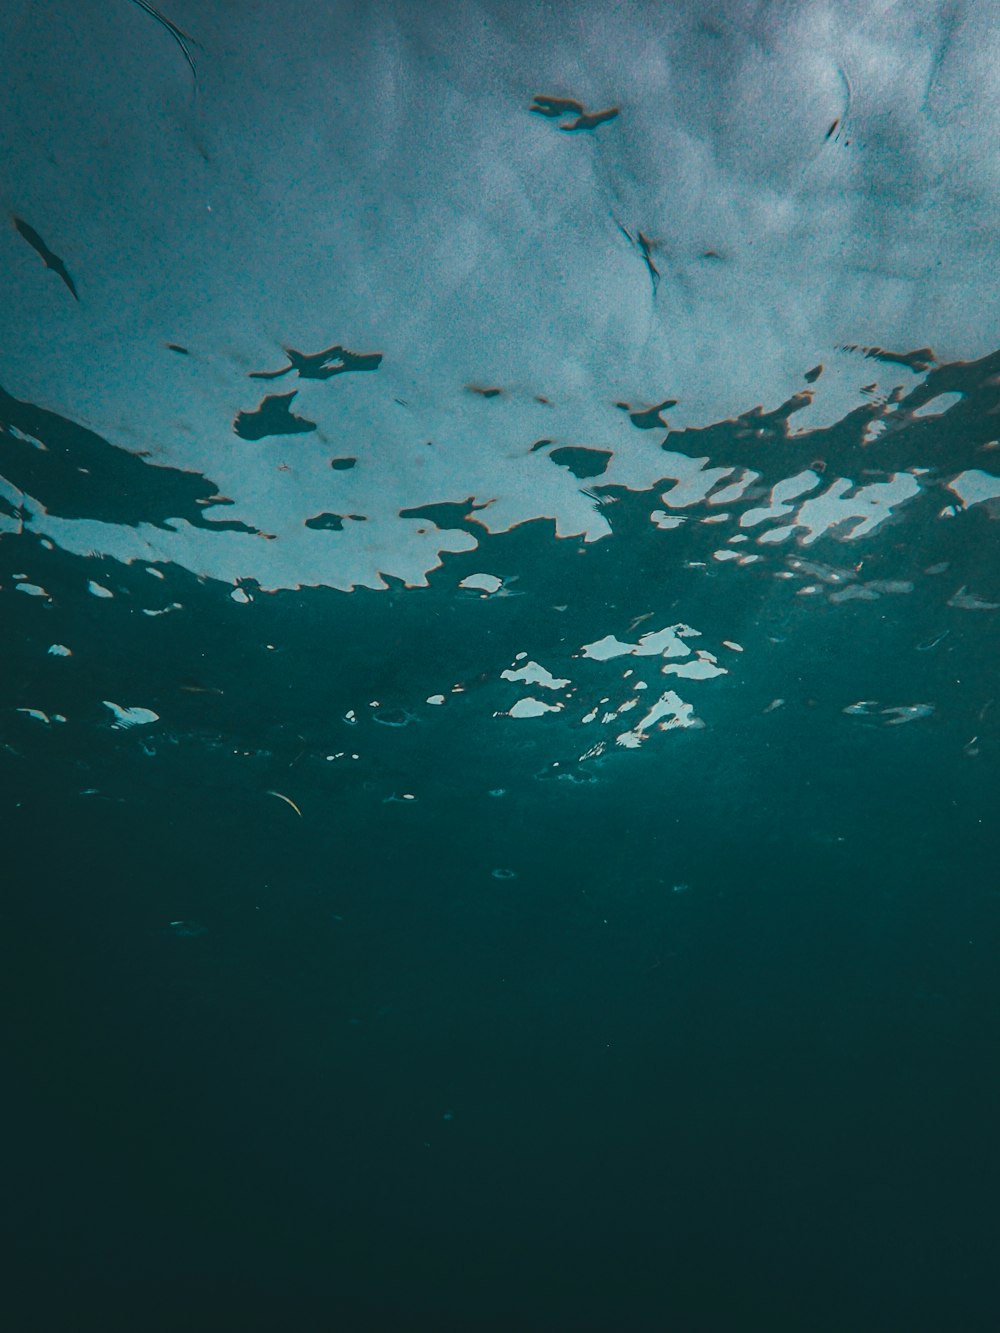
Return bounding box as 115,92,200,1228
636,232,660,290
616,222,659,291
12,216,78,300
128,0,198,87
249,344,383,381
530,95,585,118
560,106,620,132
178,679,224,695
530,95,619,132
233,392,317,441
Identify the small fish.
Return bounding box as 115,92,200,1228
266,789,303,818
561,106,620,132
530,95,619,132
615,223,660,293
12,217,78,299
128,0,198,87
178,680,224,695
529,95,585,119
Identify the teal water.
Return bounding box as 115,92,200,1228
4,3,1000,1327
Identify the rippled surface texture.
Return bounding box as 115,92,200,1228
3,3,999,1330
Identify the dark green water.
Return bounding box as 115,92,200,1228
4,422,999,1329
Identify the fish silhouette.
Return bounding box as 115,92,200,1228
617,222,660,292
530,95,619,132
561,106,620,132
530,95,585,119
128,0,198,86
12,217,78,300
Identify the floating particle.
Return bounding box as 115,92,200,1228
15,582,48,597
492,868,517,880
47,644,72,656
266,789,303,817
87,581,114,598
231,587,252,604
426,694,446,705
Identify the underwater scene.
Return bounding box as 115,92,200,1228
3,2,999,1329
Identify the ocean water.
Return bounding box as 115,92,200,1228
3,4,1000,1330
